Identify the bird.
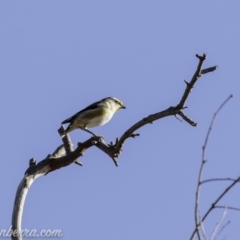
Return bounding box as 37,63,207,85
61,97,126,136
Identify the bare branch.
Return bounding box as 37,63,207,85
12,54,218,239
51,144,66,158
58,126,83,166
215,205,240,212
177,111,197,126
201,66,219,75
179,54,207,109
202,176,240,222
200,222,208,240
58,126,73,153
203,94,233,150
12,177,35,240
95,137,119,166
194,158,206,240
174,114,183,122
190,95,233,240
201,178,238,185
11,136,102,239
112,54,215,159
210,207,227,240
215,221,230,240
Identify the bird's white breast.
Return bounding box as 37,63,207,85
87,112,114,128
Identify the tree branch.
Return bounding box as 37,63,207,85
201,178,238,185
179,54,207,108
190,95,233,240
210,207,227,240
214,220,230,240
109,53,216,160
11,136,102,240
215,205,240,212
11,53,218,240
201,176,240,223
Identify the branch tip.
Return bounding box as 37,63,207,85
174,115,183,122
130,133,140,138
112,158,119,166
177,111,197,126
184,80,190,86
201,66,219,74
74,161,83,166
29,158,36,167
196,53,207,60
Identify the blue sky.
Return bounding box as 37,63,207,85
1,1,240,239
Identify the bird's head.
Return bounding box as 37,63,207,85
103,97,126,112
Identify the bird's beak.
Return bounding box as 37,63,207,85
121,105,126,109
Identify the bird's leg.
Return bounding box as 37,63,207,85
80,127,97,137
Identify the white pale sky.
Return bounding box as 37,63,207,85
1,1,240,239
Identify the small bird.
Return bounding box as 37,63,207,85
61,97,126,136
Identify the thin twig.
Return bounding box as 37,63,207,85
194,158,206,240
178,54,207,108
210,207,227,240
202,176,240,223
203,94,233,149
215,205,240,212
58,126,83,166
215,221,231,240
201,178,238,184
201,66,219,75
190,94,233,240
199,219,208,240
114,54,215,156
191,176,240,240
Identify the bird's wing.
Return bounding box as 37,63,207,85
62,100,103,124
